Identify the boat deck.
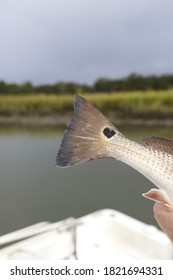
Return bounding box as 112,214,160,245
0,209,172,260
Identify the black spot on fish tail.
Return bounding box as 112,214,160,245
103,127,116,138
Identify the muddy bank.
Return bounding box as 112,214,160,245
0,116,173,127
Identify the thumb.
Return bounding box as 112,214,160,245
153,202,173,241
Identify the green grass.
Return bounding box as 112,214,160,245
0,90,173,118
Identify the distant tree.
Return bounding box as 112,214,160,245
17,82,34,94
54,82,67,94
0,81,8,94
35,84,53,94
94,78,112,92
1,73,173,95
123,74,147,91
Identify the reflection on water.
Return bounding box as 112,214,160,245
0,125,173,236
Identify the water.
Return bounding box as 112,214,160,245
0,125,173,236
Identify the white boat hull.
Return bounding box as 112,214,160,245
0,209,172,260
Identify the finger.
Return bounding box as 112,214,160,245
153,202,173,241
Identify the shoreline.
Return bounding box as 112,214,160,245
0,116,173,127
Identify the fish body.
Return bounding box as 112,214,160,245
56,95,173,207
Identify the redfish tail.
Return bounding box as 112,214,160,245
56,95,116,167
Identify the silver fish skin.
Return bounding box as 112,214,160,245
56,95,173,207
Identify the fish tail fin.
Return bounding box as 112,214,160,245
56,95,117,167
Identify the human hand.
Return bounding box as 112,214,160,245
153,202,173,241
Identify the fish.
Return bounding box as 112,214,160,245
56,95,173,208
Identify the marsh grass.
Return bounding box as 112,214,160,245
0,90,173,118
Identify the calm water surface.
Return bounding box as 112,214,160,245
0,125,173,236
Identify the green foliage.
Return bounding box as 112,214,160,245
0,81,93,95
1,90,173,118
1,74,173,95
93,74,173,92
85,91,173,118
0,95,73,116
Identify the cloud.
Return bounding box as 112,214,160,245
1,0,173,84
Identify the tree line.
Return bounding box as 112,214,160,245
1,73,173,95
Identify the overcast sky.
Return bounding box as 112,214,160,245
1,0,173,85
